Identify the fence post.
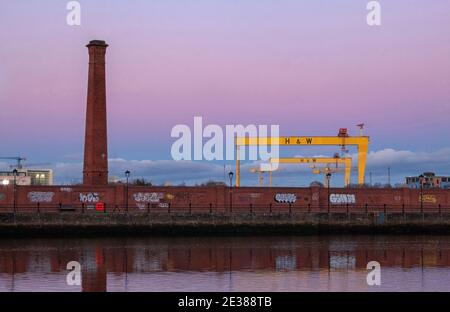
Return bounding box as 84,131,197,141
168,202,171,214
439,204,441,216
384,204,387,215
82,203,85,214
189,203,192,215
308,203,311,214
37,202,40,214
365,203,368,214
289,203,292,215
250,203,253,214
402,203,405,215
147,203,150,214
269,203,272,214
59,202,62,213
346,203,349,215
209,203,212,214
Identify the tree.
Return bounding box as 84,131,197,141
132,178,152,186
200,180,226,187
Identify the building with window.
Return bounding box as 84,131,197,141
405,172,450,189
0,169,53,186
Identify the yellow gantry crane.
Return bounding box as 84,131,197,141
249,167,273,187
234,128,369,187
310,165,344,187
249,167,264,186
269,156,352,187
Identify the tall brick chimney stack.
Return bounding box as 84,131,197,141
83,40,109,185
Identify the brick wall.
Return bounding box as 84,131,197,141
0,185,449,212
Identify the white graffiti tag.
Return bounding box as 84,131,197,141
79,193,100,203
274,193,297,204
133,192,163,203
330,194,356,204
136,203,146,210
27,192,54,203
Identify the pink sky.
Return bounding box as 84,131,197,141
0,0,449,184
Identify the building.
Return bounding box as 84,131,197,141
27,169,54,185
0,169,53,186
406,172,450,189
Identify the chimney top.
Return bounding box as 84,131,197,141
86,40,108,48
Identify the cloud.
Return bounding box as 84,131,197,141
108,158,225,185
361,148,450,174
2,148,450,186
51,159,227,185
53,162,83,184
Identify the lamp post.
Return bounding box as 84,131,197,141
125,170,130,212
387,167,391,186
228,171,233,213
326,172,332,213
419,174,424,212
12,169,18,214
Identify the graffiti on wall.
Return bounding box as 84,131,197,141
238,193,261,203
27,192,55,203
330,194,356,204
133,192,163,203
158,203,169,208
312,193,319,201
133,192,165,209
419,194,437,204
79,193,100,203
274,193,297,204
174,192,206,202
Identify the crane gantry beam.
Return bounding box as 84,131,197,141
249,167,274,187
235,135,369,187
311,166,345,187
269,157,352,187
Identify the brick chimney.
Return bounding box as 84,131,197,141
83,40,109,185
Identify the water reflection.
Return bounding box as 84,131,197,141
0,236,450,292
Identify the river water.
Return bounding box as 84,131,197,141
0,235,449,292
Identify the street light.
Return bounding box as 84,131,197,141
12,169,18,214
125,170,130,212
228,171,233,213
326,172,332,213
419,174,424,212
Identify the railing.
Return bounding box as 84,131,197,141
0,203,449,215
